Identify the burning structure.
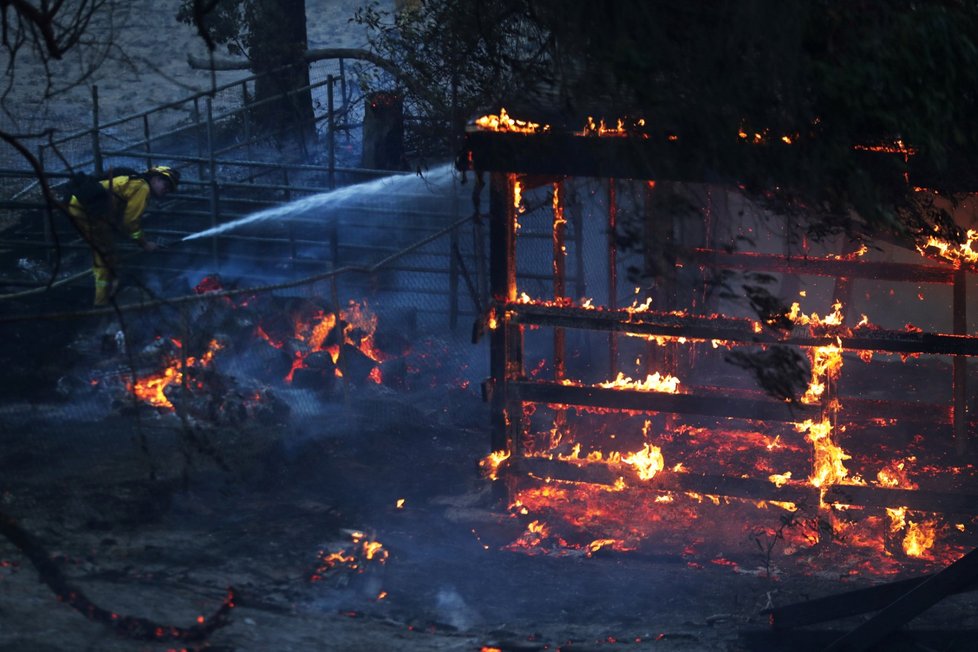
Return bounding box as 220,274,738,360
463,109,978,583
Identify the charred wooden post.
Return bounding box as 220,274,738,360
608,178,618,378
767,570,978,629
488,173,523,455
361,91,404,171
953,268,968,454
552,181,566,381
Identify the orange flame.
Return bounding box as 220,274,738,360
130,339,223,409
903,520,937,558
597,371,681,393
480,450,511,480
621,443,665,481
916,228,978,267
474,108,547,134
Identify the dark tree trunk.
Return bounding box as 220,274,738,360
248,0,315,146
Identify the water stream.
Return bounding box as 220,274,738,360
182,163,457,241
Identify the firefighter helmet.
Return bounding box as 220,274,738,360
149,166,180,192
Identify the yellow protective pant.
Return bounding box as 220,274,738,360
70,206,118,306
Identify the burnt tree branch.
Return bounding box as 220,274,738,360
0,509,236,642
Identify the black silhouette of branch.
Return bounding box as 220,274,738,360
0,508,236,642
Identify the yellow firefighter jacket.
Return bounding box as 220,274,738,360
68,174,152,241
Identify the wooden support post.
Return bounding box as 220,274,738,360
825,547,978,652
553,181,566,381
488,173,522,456
572,185,586,301
953,268,968,455
608,178,618,378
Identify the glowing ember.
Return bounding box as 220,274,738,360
876,458,918,490
260,300,391,385
130,339,223,409
308,530,388,582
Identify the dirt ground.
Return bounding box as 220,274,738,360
2,363,978,652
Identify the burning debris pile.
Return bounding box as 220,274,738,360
83,275,453,423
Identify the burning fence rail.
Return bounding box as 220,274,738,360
465,109,978,575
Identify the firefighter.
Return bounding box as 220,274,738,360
67,165,180,306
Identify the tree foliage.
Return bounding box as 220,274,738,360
356,0,978,241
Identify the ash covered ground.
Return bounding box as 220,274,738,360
2,307,978,652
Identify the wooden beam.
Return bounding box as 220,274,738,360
507,303,978,356
766,574,978,630
825,547,978,651
509,456,818,506
512,380,810,422
685,248,956,284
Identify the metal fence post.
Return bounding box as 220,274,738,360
206,98,219,268
39,145,54,267
142,113,153,169
449,225,459,329
241,80,253,162
91,85,103,174
193,97,206,182
327,74,336,189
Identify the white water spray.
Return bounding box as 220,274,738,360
182,163,456,242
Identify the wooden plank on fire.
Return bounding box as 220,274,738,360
509,455,978,515
507,303,978,356
765,574,978,629
824,547,978,652
684,249,956,284
512,380,809,422
509,456,819,506
823,483,978,515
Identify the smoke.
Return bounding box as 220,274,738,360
435,586,480,630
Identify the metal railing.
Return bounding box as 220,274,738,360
0,61,488,330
